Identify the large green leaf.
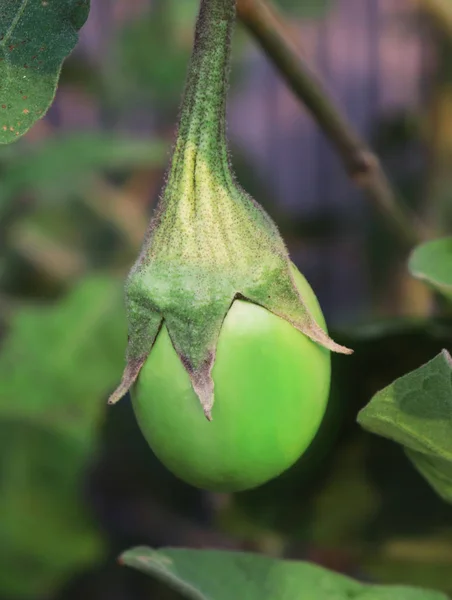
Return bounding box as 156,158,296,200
358,350,452,503
0,0,89,144
0,276,126,598
408,238,452,301
120,547,447,600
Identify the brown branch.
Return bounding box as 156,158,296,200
236,0,427,248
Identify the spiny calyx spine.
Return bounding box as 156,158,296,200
108,0,352,419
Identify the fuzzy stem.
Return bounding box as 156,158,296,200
168,0,236,186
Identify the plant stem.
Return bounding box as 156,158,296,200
236,0,427,248
170,0,235,183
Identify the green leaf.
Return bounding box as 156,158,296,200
0,0,90,144
408,237,452,301
0,276,126,598
358,350,452,503
120,547,448,600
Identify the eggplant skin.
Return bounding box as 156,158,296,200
131,265,331,492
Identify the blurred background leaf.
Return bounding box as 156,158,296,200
110,0,199,115
0,134,167,212
0,276,126,598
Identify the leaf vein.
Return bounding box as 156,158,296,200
1,0,30,47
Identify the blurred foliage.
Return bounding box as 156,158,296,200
110,0,199,115
0,0,90,143
0,127,167,597
0,134,167,212
0,277,125,598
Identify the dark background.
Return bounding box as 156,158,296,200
1,0,452,598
